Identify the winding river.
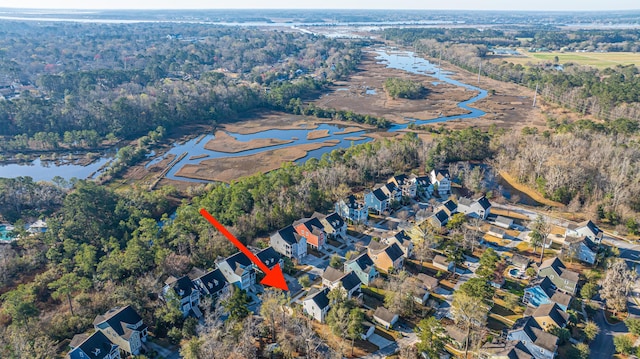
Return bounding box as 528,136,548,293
0,49,487,182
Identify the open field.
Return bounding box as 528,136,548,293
489,50,640,69
175,140,340,183
204,130,292,153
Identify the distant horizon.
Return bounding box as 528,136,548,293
1,0,639,12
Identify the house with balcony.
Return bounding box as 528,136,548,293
270,225,307,262
318,212,347,240
388,174,417,198
563,236,598,265
161,275,201,318
335,195,368,223
430,169,451,196
523,277,572,311
193,268,229,299
93,306,148,356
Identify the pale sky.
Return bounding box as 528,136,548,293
1,0,639,11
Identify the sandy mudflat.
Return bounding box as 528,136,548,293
176,140,340,183
307,129,330,140
204,130,292,153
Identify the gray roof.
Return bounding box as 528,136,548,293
540,257,579,283
510,317,558,352
565,236,598,253
511,254,530,267
322,266,345,283
374,306,397,323
568,220,601,236
489,226,506,236
481,340,534,359
433,254,451,267
417,273,439,290
496,216,514,225
68,331,116,359
529,277,571,307
531,303,569,328
445,324,468,344
458,196,474,207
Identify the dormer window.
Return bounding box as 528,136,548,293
178,289,185,296
208,282,213,289
92,348,101,356
213,279,218,286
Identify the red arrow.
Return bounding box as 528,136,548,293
199,208,289,291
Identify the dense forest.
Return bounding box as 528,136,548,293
384,28,640,122
0,22,366,154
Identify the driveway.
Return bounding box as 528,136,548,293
590,307,628,359
368,333,394,349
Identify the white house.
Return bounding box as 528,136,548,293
302,288,330,323
563,236,598,264
270,225,307,262
161,276,201,318
93,306,148,356
457,196,491,219
495,216,514,229
373,306,398,329
565,220,603,244
430,169,451,196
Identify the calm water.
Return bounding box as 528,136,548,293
0,48,488,182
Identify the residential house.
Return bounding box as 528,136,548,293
193,268,229,299
430,169,451,196
416,273,440,291
480,340,534,359
161,276,201,317
528,303,569,330
318,212,347,240
302,288,330,323
335,195,368,223
27,219,47,234
523,277,572,311
433,254,454,272
563,236,598,265
68,331,121,359
507,317,558,359
344,252,378,286
439,199,458,217
511,254,531,271
445,325,469,350
488,226,506,239
365,188,389,215
93,306,147,356
270,225,307,262
408,277,430,305
256,247,284,271
384,230,413,257
322,265,362,299
538,257,579,295
565,220,603,244
373,306,398,329
368,242,405,273
413,174,434,199
380,182,402,204
216,251,257,290
495,216,514,229
428,210,450,228
458,196,492,220
388,174,417,198
294,217,327,249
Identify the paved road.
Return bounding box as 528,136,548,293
590,307,628,359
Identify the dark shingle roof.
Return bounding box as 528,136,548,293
340,272,361,291
433,209,449,224
345,195,364,209
306,288,330,309
394,230,410,243
510,317,558,353
349,252,375,272
384,243,404,262
93,305,144,339
371,188,388,202
414,175,431,187
195,268,227,295
170,276,197,299
323,212,345,231
532,303,569,328
223,251,253,275
273,225,303,245
68,331,116,359
256,247,281,269
530,277,572,308
442,199,457,213
477,196,491,210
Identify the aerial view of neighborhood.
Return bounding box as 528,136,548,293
1,3,640,359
